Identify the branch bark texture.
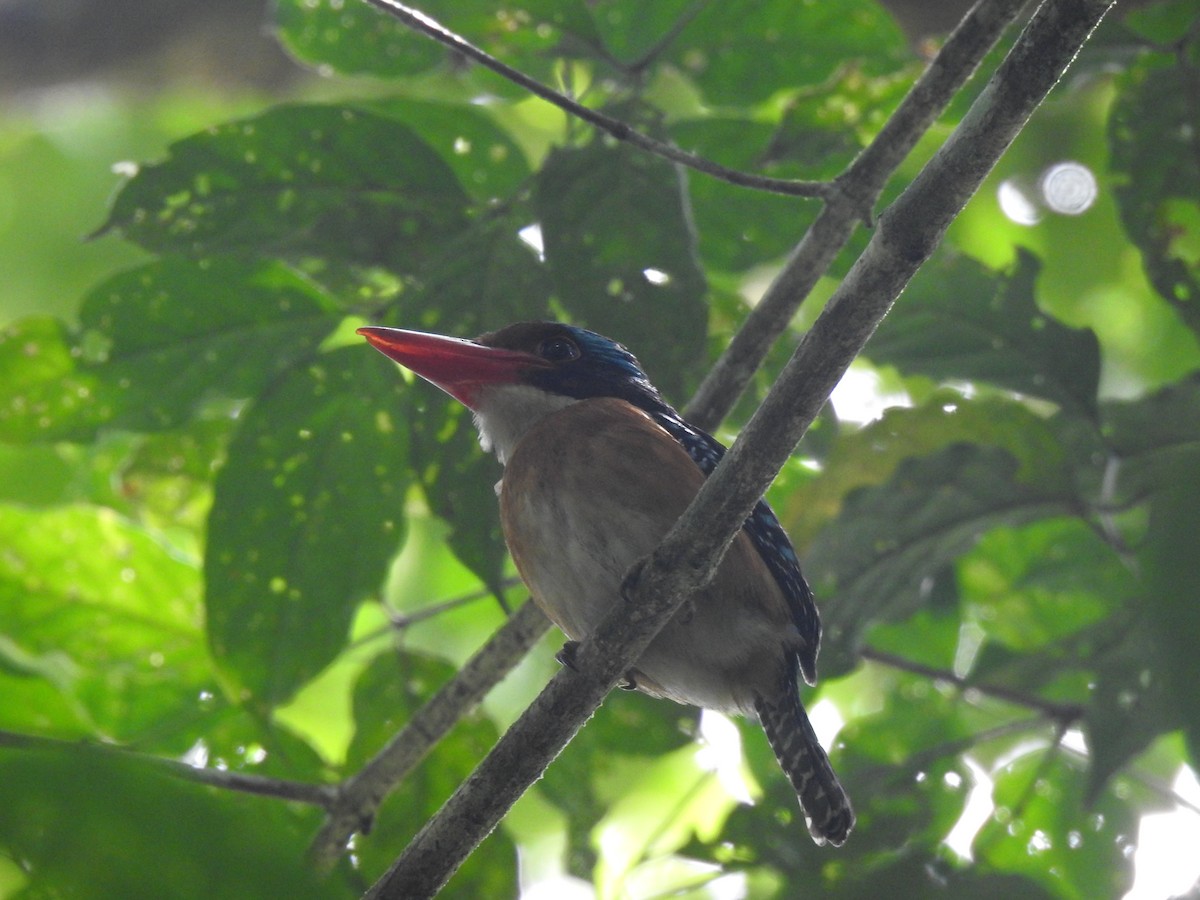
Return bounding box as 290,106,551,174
367,1,1115,896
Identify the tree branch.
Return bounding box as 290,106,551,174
366,1,1115,895
684,0,1032,430
361,0,830,199
860,646,1085,725
309,599,549,868
0,728,336,808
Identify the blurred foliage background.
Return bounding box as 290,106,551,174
0,0,1198,897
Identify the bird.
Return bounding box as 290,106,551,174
359,320,854,846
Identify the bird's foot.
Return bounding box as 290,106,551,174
618,671,638,691
620,557,648,604
555,640,581,670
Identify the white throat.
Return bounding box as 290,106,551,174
472,384,578,465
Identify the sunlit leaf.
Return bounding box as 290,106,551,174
975,751,1138,900
0,504,208,742
205,347,410,706
0,257,338,442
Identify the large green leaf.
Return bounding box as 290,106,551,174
867,250,1102,419
0,748,351,900
810,443,1079,673
534,140,708,399
1110,59,1200,338
0,504,209,742
974,752,1137,900
0,257,338,442
205,347,410,706
99,104,472,273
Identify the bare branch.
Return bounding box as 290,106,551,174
684,0,1032,430
366,1,1116,895
0,728,336,808
361,0,831,199
309,599,549,868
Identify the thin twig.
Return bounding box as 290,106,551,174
0,728,336,808
361,0,831,199
861,646,1086,725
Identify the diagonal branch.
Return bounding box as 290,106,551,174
366,1,1116,896
685,0,1032,430
308,599,548,868
361,0,830,199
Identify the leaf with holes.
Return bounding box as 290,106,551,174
205,347,410,705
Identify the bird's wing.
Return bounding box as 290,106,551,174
653,415,821,683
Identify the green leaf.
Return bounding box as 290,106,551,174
0,257,338,442
810,444,1078,673
1110,60,1200,337
362,98,532,203
867,250,1102,418
275,0,594,86
0,504,209,742
780,393,1075,547
0,747,352,900
534,141,708,399
100,104,472,272
669,118,821,272
205,347,410,706
959,518,1130,652
664,0,908,106
1102,373,1200,501
975,751,1137,900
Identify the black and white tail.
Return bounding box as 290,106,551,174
755,677,854,847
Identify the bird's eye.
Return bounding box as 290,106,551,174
538,336,580,362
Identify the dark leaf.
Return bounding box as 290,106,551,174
867,250,1102,418
0,748,350,900
1102,373,1200,501
100,105,472,272
534,141,708,399
664,0,909,106
205,347,410,706
1110,60,1200,337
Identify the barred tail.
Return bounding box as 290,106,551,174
755,678,854,847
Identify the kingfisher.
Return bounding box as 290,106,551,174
359,321,854,846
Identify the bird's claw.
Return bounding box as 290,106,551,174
618,672,638,691
555,640,581,670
